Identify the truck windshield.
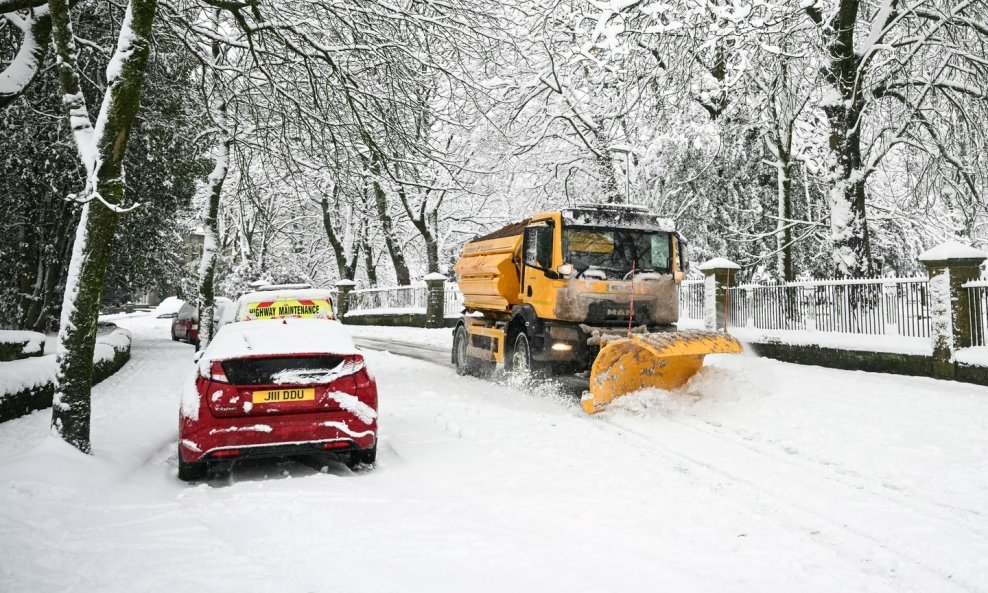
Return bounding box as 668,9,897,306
562,227,671,278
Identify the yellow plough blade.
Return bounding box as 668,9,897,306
582,331,743,414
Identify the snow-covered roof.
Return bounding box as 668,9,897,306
202,319,359,367
422,272,447,281
334,279,357,287
918,240,987,262
697,257,741,271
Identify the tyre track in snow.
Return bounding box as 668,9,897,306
679,415,986,527
591,413,986,593
354,336,453,368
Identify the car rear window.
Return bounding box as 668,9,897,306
221,356,346,385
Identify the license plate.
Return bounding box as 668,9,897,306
607,283,630,292
252,388,315,404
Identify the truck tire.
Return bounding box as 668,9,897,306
453,326,494,378
508,333,543,378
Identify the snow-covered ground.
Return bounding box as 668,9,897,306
2,317,988,592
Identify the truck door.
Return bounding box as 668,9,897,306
522,222,555,307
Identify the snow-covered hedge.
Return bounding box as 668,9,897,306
0,330,46,362
0,327,132,422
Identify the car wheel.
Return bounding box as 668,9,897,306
171,329,179,342
177,447,207,482
347,444,377,469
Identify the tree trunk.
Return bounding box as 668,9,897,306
366,154,411,285
50,0,157,453
320,189,359,280
197,133,229,350
810,0,874,277
362,226,378,286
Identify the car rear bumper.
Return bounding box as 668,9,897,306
180,411,376,463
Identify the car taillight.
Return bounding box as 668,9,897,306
200,361,228,383
353,366,372,389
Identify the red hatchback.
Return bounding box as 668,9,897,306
178,318,378,480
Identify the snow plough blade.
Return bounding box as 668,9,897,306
582,331,743,414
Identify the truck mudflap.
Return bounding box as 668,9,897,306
582,330,743,414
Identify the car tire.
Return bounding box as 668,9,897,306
178,447,207,482
171,329,179,342
347,444,377,469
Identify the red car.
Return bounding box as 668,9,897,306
171,298,234,346
178,318,377,480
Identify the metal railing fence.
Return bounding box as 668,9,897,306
679,280,704,320
682,277,931,338
346,285,428,313
966,280,988,347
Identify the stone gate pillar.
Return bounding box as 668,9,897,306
919,241,987,379
334,279,356,322
423,273,448,329
698,258,740,332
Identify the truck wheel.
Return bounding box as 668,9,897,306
453,326,472,376
454,326,494,378
508,333,542,378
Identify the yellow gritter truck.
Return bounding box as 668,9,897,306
451,204,743,413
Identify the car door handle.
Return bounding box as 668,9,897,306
527,285,533,297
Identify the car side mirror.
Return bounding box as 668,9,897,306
192,351,203,363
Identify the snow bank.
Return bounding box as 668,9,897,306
0,330,45,360
955,347,988,367
730,327,932,355
345,306,427,317
0,327,132,422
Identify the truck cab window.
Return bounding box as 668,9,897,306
525,225,553,269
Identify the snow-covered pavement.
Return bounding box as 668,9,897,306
2,316,988,593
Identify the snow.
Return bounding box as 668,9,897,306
0,330,45,356
2,316,988,592
1,328,131,401
152,296,185,318
422,272,448,281
200,319,360,370
326,390,377,423
918,240,988,262
928,269,954,352
269,358,365,385
345,306,427,317
954,347,988,367
344,324,454,350
697,257,740,270
730,327,933,355
334,279,356,287
0,10,45,96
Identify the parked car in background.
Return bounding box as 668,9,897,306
170,297,234,346
177,317,377,480
154,296,185,319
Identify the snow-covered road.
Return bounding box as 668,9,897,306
2,316,987,593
